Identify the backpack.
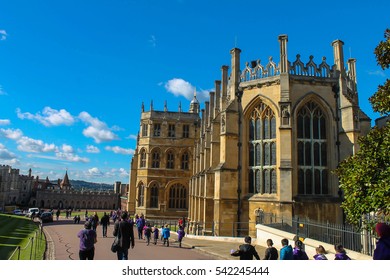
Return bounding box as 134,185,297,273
83,230,95,250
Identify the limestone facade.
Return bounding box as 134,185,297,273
128,101,200,219
128,35,371,236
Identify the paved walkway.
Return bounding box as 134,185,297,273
42,217,267,260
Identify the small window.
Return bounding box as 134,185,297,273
142,123,148,137
168,124,175,138
182,125,190,138
153,123,161,137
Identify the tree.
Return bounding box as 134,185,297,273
335,28,390,229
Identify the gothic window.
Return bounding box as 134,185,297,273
168,124,175,138
166,150,175,169
150,184,158,208
168,183,187,209
151,149,160,168
153,123,161,137
142,123,148,137
140,149,147,168
182,124,190,138
297,101,328,195
138,184,145,207
248,103,277,194
181,151,189,170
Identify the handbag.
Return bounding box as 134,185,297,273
111,236,120,253
111,226,121,253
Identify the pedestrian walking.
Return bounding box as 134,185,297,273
136,214,145,240
56,209,60,221
334,244,351,260
77,221,97,260
230,235,260,260
293,240,309,260
279,238,293,260
100,212,110,237
162,224,171,247
152,226,159,245
313,245,328,260
373,222,390,260
177,226,185,248
91,212,99,232
113,212,135,260
263,239,278,260
144,223,152,245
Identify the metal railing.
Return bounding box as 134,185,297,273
256,212,377,256
8,222,45,260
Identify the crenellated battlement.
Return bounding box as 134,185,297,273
240,54,338,83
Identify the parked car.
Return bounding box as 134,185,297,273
40,212,53,223
12,209,24,216
26,208,40,218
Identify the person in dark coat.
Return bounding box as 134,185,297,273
177,226,185,248
293,240,309,260
231,236,260,260
373,222,390,260
100,212,110,237
263,239,278,260
113,212,135,260
334,244,351,260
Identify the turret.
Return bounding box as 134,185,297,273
189,89,200,114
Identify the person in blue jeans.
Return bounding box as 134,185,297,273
113,212,135,260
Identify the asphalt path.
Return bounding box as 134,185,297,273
43,218,219,260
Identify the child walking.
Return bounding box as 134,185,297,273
152,225,159,245
177,226,185,248
162,224,170,247
144,223,152,246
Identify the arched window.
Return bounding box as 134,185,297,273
297,101,328,195
169,184,187,209
151,149,160,168
140,149,147,168
181,151,189,170
138,184,145,207
150,184,159,208
248,103,277,194
166,151,175,169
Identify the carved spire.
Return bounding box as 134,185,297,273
189,89,200,114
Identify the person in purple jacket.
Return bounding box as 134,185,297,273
373,222,390,260
334,244,351,260
177,226,185,248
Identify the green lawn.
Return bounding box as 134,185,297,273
0,214,46,260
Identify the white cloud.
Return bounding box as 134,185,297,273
55,152,89,163
16,107,75,127
0,30,7,41
164,78,210,102
0,128,23,140
0,119,11,126
16,136,58,153
86,167,103,177
79,111,119,143
0,85,7,95
61,144,74,153
126,134,138,140
165,78,195,100
149,35,157,47
0,143,17,159
367,70,386,77
86,145,100,153
105,145,134,155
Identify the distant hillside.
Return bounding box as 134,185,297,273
69,180,113,191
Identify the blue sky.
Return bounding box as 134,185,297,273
0,0,389,184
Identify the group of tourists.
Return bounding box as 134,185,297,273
77,211,187,260
231,222,390,260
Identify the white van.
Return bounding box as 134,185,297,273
26,208,39,217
